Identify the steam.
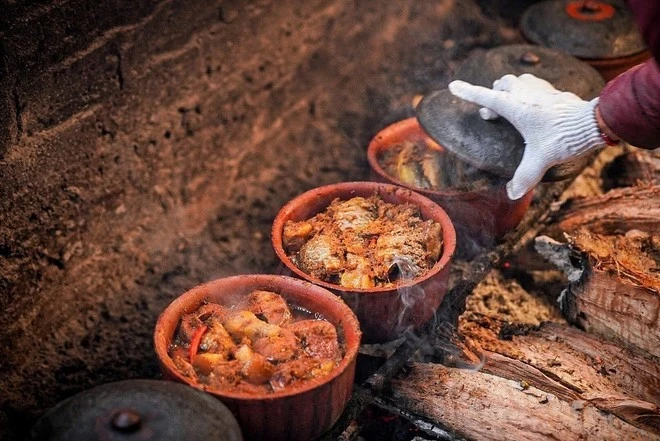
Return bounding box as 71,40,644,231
433,322,485,371
391,257,485,371
391,256,424,331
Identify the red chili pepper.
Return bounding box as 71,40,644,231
189,325,208,362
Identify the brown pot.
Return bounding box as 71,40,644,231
519,0,650,83
366,117,533,253
154,274,361,441
582,50,650,82
271,181,456,343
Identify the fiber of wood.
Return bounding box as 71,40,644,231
390,363,658,441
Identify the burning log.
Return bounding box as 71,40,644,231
536,230,660,360
389,363,658,441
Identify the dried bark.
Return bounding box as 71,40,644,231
456,314,660,436
389,363,659,441
537,231,660,360
550,185,660,235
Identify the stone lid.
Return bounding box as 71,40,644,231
520,0,646,59
415,45,604,181
454,44,604,100
415,89,593,182
27,380,243,441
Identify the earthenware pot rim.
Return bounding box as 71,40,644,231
271,181,457,294
366,117,508,201
154,274,361,401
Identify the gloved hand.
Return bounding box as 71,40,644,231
448,74,607,200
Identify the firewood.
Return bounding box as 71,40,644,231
550,185,660,235
602,149,660,191
389,363,659,441
536,231,660,360
457,314,660,435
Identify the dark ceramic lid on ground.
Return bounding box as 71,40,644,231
521,0,646,59
27,380,243,441
416,45,604,181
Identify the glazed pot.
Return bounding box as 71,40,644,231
367,118,533,252
271,181,456,343
154,274,361,441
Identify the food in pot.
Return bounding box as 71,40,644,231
168,290,343,394
378,140,501,191
283,195,443,288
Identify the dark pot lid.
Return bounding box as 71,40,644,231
27,380,244,441
454,44,604,100
417,46,604,181
521,0,646,59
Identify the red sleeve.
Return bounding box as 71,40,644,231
598,59,660,149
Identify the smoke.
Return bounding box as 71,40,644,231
432,322,485,371
391,256,425,332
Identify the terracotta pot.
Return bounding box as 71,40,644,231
519,0,650,83
582,50,650,82
366,117,533,253
154,274,361,441
271,181,456,343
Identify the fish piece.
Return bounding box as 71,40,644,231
421,151,442,188
270,356,336,392
340,253,375,289
234,344,276,385
419,220,443,262
252,328,298,363
283,220,314,252
222,310,298,362
223,310,282,340
178,303,228,343
193,353,228,376
199,316,236,357
395,141,430,189
373,229,426,280
287,319,341,360
239,290,293,326
328,197,377,232
295,233,345,280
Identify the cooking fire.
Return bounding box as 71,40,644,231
1,1,658,440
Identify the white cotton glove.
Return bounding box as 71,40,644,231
448,74,606,200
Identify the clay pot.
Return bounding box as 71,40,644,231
583,50,651,82
154,274,361,441
520,0,650,82
271,181,456,343
366,118,533,253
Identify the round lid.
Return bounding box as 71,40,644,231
415,89,593,182
454,44,604,100
521,0,646,59
27,380,244,441
417,45,604,181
